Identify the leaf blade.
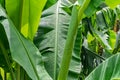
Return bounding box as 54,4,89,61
5,0,47,40
85,52,120,80
0,7,52,80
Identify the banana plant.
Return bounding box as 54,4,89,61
34,0,106,79
0,0,49,79
0,0,120,80
84,2,120,80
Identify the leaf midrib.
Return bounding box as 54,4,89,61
54,1,61,80
9,19,40,80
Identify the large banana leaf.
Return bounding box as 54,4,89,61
34,1,81,80
85,52,120,80
0,7,52,80
5,0,47,40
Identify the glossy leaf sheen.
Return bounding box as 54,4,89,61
85,52,120,80
0,8,52,80
34,1,81,80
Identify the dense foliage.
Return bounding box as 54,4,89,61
0,0,120,80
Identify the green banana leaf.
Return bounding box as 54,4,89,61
44,0,57,9
114,5,120,19
85,52,120,80
113,31,120,54
0,0,4,8
105,0,120,9
5,0,47,40
78,0,105,17
34,1,81,80
83,6,117,51
0,9,12,74
0,6,52,80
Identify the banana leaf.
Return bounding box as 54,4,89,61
34,1,81,80
0,6,52,80
5,0,47,40
85,52,120,80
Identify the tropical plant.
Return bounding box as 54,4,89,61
0,0,120,80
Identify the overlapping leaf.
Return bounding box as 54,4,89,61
5,0,47,40
34,1,81,80
78,0,105,17
0,8,11,73
0,6,52,80
44,0,57,9
85,52,120,80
